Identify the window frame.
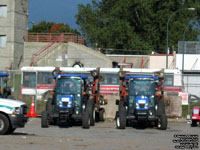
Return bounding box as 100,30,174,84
0,5,7,18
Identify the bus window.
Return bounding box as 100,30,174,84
23,72,36,88
102,74,119,85
38,72,53,84
164,74,173,86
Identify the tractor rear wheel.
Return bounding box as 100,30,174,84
82,111,90,129
86,99,95,126
99,108,105,121
157,100,165,115
160,114,167,130
41,111,49,128
116,111,126,129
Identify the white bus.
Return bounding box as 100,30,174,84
21,67,182,99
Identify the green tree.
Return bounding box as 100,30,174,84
28,21,80,35
76,0,200,54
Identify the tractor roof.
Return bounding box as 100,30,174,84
54,74,88,79
0,73,9,77
125,75,158,80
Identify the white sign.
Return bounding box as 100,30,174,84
179,92,188,105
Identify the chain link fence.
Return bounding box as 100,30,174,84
183,74,200,98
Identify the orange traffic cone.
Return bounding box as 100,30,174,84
27,100,38,117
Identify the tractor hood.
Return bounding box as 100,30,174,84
0,98,26,108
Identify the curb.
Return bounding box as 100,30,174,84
168,118,187,123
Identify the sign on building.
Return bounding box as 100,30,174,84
179,92,188,105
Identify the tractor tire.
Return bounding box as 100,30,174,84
0,114,10,135
6,126,16,134
119,100,125,112
191,120,198,127
86,99,95,126
160,114,167,130
116,111,126,129
82,111,90,129
99,108,105,122
46,98,55,125
157,100,165,115
41,111,49,128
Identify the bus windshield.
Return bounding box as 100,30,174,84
129,79,155,96
56,77,82,94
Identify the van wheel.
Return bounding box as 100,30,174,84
0,114,10,135
41,111,49,128
6,127,16,134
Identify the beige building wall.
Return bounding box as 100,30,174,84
148,54,176,69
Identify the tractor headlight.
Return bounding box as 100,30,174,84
59,101,62,107
136,103,139,109
144,103,148,109
67,100,72,107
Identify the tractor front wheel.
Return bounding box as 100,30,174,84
82,112,90,129
116,111,126,129
41,111,49,128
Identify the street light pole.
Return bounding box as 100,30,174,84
166,8,195,69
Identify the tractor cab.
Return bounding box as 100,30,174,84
116,70,167,130
41,67,107,129
53,74,89,116
0,73,12,98
126,76,158,118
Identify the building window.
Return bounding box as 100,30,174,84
0,5,7,18
0,35,7,48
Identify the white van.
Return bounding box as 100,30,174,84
0,98,28,135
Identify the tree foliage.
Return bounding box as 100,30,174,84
76,0,200,54
28,21,80,35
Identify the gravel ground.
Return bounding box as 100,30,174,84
0,118,199,150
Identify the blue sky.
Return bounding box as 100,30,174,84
28,0,91,29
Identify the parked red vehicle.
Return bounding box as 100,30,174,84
191,106,200,127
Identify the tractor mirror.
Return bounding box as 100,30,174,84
116,99,119,105
118,71,125,78
91,70,98,77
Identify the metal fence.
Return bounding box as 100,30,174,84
178,41,200,54
183,74,200,98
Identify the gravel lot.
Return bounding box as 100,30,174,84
0,118,199,150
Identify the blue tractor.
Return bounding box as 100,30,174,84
0,73,12,99
116,72,167,130
41,68,107,129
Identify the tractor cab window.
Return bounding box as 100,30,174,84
0,76,8,91
56,77,81,94
129,79,155,96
